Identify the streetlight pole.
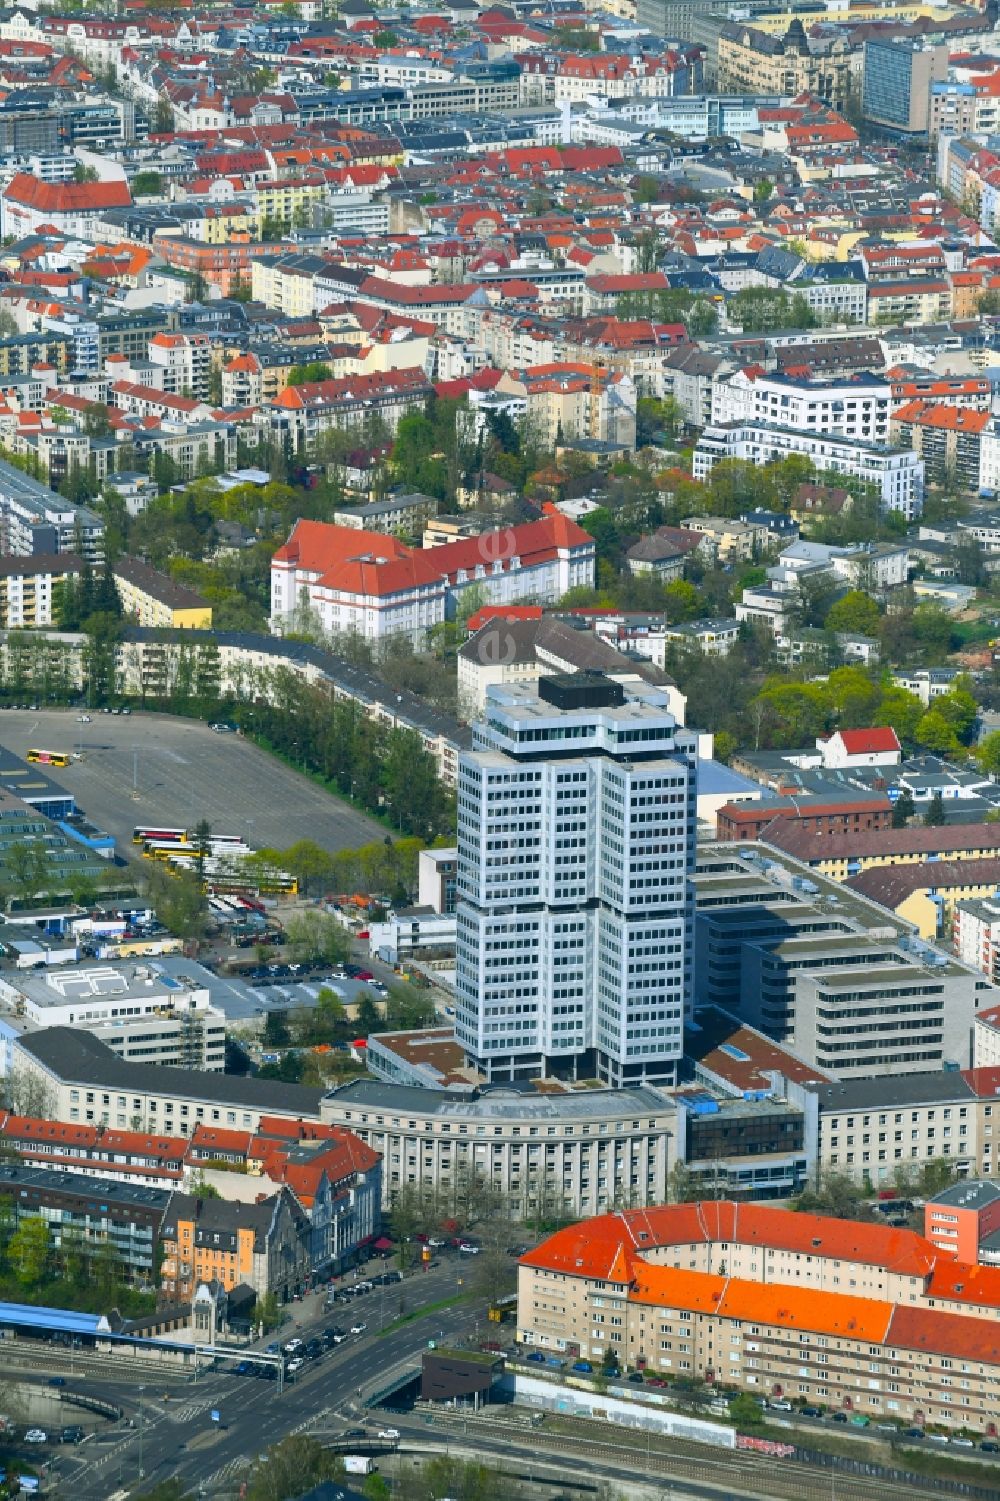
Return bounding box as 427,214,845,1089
132,746,139,795
138,1384,145,1480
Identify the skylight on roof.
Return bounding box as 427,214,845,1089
719,1044,751,1062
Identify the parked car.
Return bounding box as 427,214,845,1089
981,1440,1000,1452
800,1407,822,1418
571,1360,593,1374
60,1427,84,1445
904,1428,925,1439
952,1437,976,1448
285,1358,304,1375
350,1323,367,1336
831,1412,848,1423
526,1352,545,1363
850,1415,870,1428
283,1338,302,1353
24,1431,47,1445
458,1242,480,1255
769,1400,793,1412
627,1372,644,1384
47,1377,66,1388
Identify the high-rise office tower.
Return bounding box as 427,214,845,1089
455,672,698,1087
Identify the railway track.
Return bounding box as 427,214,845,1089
424,1410,1000,1501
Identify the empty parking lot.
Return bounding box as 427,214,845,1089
0,708,385,857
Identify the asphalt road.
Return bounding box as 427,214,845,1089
35,1258,484,1500
0,707,384,857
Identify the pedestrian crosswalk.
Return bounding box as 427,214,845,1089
163,1396,221,1424
205,1453,253,1487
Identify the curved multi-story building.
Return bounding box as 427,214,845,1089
320,1076,676,1218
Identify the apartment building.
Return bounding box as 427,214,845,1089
270,514,595,648
955,897,1000,984
717,20,853,109
148,331,213,402
891,402,990,489
759,821,1000,885
333,491,438,538
160,1185,310,1301
0,455,104,562
693,421,924,518
12,1027,325,1133
0,1112,187,1189
712,371,893,443
678,514,770,563
0,1162,166,1286
455,673,698,1087
518,1201,1000,1431
321,1076,676,1219
0,552,81,628
113,555,212,630
846,860,1000,941
924,1180,1000,1263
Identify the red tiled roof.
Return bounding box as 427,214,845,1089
522,1202,938,1281
833,727,901,755
4,172,131,213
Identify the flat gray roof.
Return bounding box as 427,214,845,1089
19,1027,324,1115
325,1077,673,1121
808,1072,975,1112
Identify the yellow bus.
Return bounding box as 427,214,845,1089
26,749,70,767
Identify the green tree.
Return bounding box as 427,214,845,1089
877,686,925,745
8,1216,49,1284
825,665,879,728
824,589,881,637
754,679,831,745
281,838,335,894
283,909,349,966
253,1291,282,1333
193,817,212,882
931,687,978,743
978,730,1000,779
247,1435,341,1501
729,1393,765,1429
891,788,915,827
145,863,208,942
663,579,702,624
287,362,332,386
132,170,163,196
924,791,946,826
356,992,382,1034
916,710,962,757
793,1170,873,1220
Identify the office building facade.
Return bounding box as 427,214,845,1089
455,673,698,1087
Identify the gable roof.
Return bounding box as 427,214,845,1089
832,727,901,755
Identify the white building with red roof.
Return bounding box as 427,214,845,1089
818,726,902,770
1,172,131,240
270,513,595,646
